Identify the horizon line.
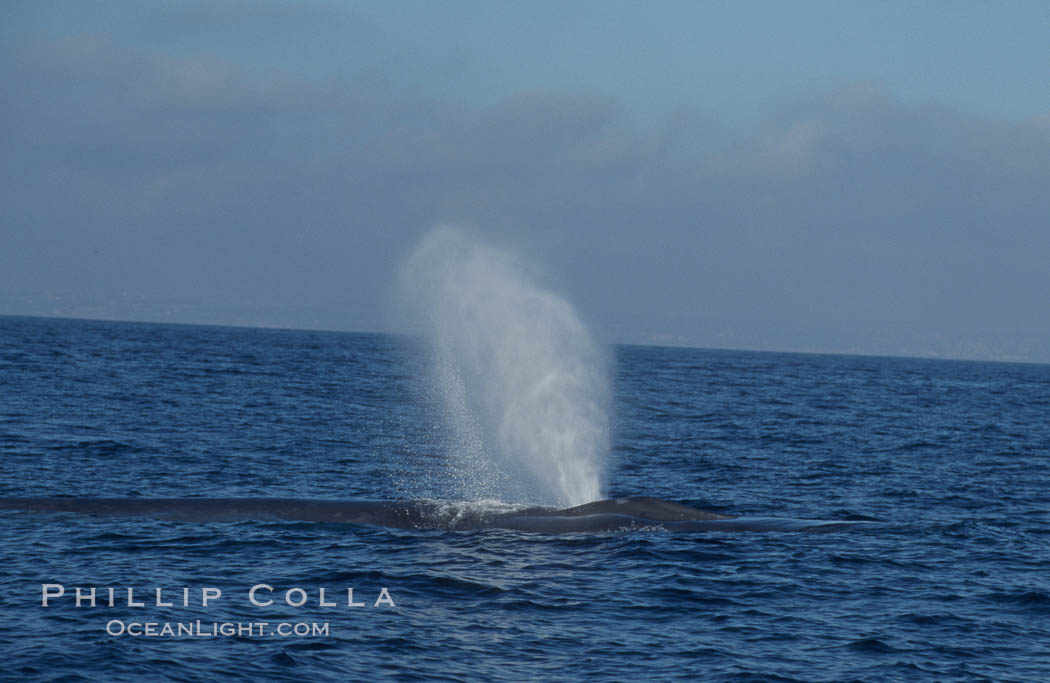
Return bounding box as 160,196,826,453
3,311,1046,368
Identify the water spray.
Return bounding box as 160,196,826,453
401,227,608,506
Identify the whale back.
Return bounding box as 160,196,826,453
0,496,869,532
542,496,732,521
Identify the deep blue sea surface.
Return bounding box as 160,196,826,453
2,315,1049,681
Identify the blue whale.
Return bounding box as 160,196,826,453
0,496,867,533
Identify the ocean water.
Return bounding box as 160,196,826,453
1,315,1048,681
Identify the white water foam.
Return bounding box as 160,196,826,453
400,227,608,506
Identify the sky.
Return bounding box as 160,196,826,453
2,0,1049,362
